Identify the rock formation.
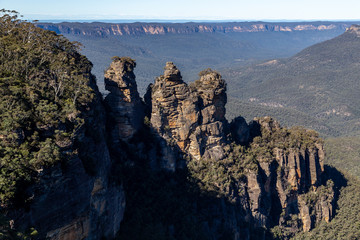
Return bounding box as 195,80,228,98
145,63,228,170
9,79,125,240
4,57,336,239
347,24,360,36
104,57,144,143
241,117,333,234
190,69,228,160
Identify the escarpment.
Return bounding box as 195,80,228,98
0,13,126,240
105,59,335,238
37,22,350,37
3,53,336,239
6,74,126,240
0,13,341,239
241,117,332,235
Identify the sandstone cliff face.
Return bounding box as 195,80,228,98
141,63,334,236
241,117,333,233
191,69,228,161
104,57,144,142
145,63,228,170
8,58,336,239
37,22,350,37
347,24,360,36
144,62,199,170
9,80,126,240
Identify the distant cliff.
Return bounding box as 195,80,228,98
36,21,354,37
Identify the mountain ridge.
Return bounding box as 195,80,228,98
36,21,357,37
224,24,360,137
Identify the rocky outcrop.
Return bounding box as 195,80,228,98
347,24,360,36
7,57,336,239
145,63,228,169
298,180,334,232
141,62,334,234
240,117,333,234
144,62,199,170
191,69,228,160
10,80,125,240
104,57,144,142
146,62,199,151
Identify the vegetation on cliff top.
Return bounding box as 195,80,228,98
292,173,360,240
189,117,322,201
0,9,95,206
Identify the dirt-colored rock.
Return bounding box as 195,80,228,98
146,63,228,167
104,57,144,142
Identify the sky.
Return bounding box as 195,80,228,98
1,0,360,21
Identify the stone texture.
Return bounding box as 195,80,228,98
145,62,199,171
243,117,333,233
192,69,228,160
9,79,125,240
104,57,144,142
146,63,228,169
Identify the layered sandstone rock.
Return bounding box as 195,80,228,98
145,63,228,169
145,62,199,170
191,69,228,160
104,57,144,142
147,62,199,152
241,117,332,233
37,22,349,37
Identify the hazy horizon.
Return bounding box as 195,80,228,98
2,0,360,22
34,19,360,24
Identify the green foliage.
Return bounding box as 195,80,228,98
0,9,95,206
0,213,38,239
187,118,322,203
292,175,360,240
223,28,360,137
325,136,360,178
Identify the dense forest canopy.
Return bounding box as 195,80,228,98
0,9,95,207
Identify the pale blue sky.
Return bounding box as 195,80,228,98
1,0,360,20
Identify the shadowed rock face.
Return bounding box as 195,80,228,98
243,117,332,233
12,59,335,239
104,57,144,142
10,80,126,240
142,64,333,234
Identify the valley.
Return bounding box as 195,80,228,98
1,11,360,239
37,21,357,94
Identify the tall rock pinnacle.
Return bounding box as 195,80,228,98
191,69,228,160
104,57,144,142
145,63,228,169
